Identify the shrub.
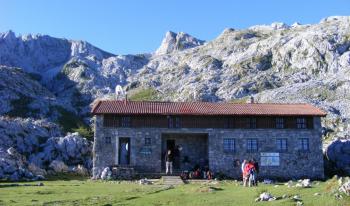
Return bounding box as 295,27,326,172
73,125,94,141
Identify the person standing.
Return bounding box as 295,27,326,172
165,150,174,174
245,160,256,187
253,159,259,186
241,159,248,186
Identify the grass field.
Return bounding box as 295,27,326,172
0,177,349,206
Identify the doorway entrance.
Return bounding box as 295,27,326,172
118,137,130,165
161,133,208,172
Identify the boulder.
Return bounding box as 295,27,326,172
100,167,111,180
139,178,152,185
28,163,47,176
296,179,311,188
292,195,302,201
285,180,293,187
49,160,68,173
258,192,275,201
71,165,89,176
339,180,350,196
325,140,350,175
31,133,92,169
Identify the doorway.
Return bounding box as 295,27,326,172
161,133,208,172
166,139,176,153
119,137,130,165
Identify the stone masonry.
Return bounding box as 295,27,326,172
93,115,324,180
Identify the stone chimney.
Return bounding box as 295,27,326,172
124,92,128,104
247,96,255,104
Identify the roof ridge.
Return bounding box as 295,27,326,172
97,100,311,105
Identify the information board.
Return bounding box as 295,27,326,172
260,152,280,166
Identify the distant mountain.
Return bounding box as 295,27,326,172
0,16,349,141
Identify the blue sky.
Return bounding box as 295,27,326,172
1,0,349,54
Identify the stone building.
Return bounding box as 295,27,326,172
92,100,326,180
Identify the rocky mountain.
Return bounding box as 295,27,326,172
155,31,205,55
0,16,350,179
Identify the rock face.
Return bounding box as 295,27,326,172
325,139,350,175
155,31,205,55
49,160,69,173
0,117,92,181
29,132,92,169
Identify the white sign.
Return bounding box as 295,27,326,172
260,152,280,166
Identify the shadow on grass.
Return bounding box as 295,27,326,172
45,173,89,181
209,186,223,191
125,196,140,201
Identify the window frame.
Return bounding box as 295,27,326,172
105,136,112,144
247,117,257,129
276,138,288,152
144,137,152,146
246,138,258,152
223,138,235,153
296,117,307,129
121,116,131,127
275,117,284,129
168,116,181,128
298,138,309,151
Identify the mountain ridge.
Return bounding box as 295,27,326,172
0,16,349,140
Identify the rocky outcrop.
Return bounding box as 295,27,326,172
0,66,60,118
155,31,205,55
325,139,350,175
0,117,92,181
0,147,39,181
29,132,92,170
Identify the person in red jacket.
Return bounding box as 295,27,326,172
244,160,256,187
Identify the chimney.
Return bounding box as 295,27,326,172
249,96,255,104
124,92,128,104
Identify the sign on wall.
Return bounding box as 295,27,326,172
260,152,280,166
139,147,152,155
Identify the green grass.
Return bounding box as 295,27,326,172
129,88,159,101
0,178,349,206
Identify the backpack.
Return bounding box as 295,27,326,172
249,167,255,175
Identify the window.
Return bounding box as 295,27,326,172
276,117,284,129
175,117,181,128
223,138,235,152
298,138,309,151
103,115,117,127
247,139,258,152
276,138,287,151
296,117,307,129
168,116,181,128
105,136,111,144
145,137,152,146
247,117,257,129
121,116,131,127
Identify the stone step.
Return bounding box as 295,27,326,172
161,176,184,185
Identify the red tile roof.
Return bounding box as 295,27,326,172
91,100,326,117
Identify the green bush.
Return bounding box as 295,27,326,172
73,125,94,141
55,106,93,140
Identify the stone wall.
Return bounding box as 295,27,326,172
93,115,324,180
